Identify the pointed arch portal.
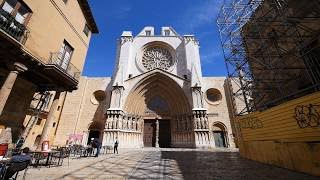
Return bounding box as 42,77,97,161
124,72,191,116
124,72,192,147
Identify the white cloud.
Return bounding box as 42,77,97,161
117,5,132,19
177,0,224,32
108,2,132,20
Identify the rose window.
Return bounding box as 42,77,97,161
142,47,173,70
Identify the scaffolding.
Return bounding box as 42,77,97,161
217,0,320,115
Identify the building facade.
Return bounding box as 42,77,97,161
54,27,236,149
218,0,320,176
0,0,98,148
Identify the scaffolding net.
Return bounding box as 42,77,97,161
217,0,320,115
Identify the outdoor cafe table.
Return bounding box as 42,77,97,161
31,150,59,167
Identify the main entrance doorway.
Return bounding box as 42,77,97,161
159,120,171,148
143,120,156,147
143,119,171,147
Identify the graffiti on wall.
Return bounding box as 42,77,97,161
294,104,320,128
239,116,263,129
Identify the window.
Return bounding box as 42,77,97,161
57,106,61,111
36,118,43,125
164,30,170,36
15,4,28,24
2,0,17,14
83,24,90,36
43,93,52,109
58,40,74,70
206,88,222,103
53,122,56,127
145,30,151,36
1,0,32,25
62,0,68,4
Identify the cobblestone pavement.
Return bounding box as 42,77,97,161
19,148,319,180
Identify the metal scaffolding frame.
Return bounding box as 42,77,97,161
217,0,320,115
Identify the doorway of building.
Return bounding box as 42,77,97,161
159,120,171,148
143,120,156,147
212,122,228,148
87,130,100,145
213,131,226,147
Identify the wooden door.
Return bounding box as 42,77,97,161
143,120,155,147
159,120,171,148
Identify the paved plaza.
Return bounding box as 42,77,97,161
20,148,318,180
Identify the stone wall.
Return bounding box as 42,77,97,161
23,91,66,149
52,76,237,149
202,77,236,148
53,77,111,146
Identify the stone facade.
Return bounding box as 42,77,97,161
53,77,110,146
53,27,236,149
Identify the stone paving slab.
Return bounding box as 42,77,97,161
17,148,319,180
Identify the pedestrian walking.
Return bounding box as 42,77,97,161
114,137,119,154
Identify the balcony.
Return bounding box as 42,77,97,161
48,52,81,81
0,8,79,91
0,8,28,43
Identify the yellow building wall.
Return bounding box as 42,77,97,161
22,0,91,71
22,91,66,150
236,91,320,176
23,114,46,149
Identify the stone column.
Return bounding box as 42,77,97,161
0,62,28,115
128,116,132,130
82,130,89,146
118,114,123,130
37,91,61,149
155,119,159,148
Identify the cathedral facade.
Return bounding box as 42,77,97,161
53,27,236,149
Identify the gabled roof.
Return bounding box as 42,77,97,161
77,0,99,33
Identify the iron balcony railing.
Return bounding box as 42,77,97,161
0,8,29,43
49,52,81,81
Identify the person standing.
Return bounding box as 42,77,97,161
114,137,119,154
92,138,101,157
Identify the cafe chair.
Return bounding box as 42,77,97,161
2,161,29,180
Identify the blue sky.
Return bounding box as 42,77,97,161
83,0,226,77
